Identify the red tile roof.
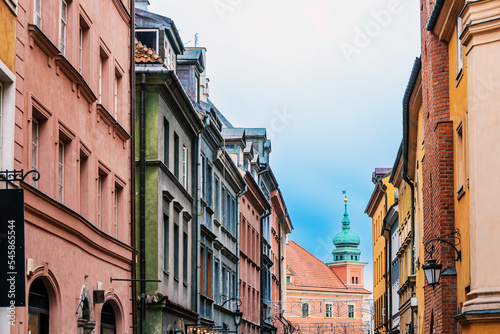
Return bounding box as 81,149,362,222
135,38,166,66
286,241,370,294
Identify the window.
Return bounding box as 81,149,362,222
114,76,118,118
214,260,220,303
222,266,227,299
174,133,179,178
163,118,169,166
183,231,188,283
78,27,83,72
174,221,179,279
34,0,42,28
79,148,89,218
302,303,309,317
207,163,213,206
163,214,169,272
348,305,354,318
58,141,64,202
114,184,122,238
98,57,103,103
98,175,102,228
286,275,291,283
456,120,465,198
135,29,158,51
59,0,67,54
182,145,188,188
457,17,463,76
325,303,333,318
214,177,220,220
31,119,39,188
100,301,116,334
355,277,358,284
28,278,49,334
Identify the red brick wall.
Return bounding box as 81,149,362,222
420,1,457,333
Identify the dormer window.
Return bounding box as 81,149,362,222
136,29,158,52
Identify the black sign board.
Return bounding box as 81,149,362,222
0,189,25,307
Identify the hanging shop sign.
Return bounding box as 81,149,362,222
0,188,26,307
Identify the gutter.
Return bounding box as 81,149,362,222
426,0,445,31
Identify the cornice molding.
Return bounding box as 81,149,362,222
460,0,500,53
28,24,59,59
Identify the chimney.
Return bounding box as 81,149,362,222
177,47,206,102
135,0,149,11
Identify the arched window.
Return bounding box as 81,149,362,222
28,278,50,334
101,301,116,334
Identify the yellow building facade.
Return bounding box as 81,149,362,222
365,170,396,333
400,59,425,334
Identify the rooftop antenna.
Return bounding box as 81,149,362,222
194,33,199,47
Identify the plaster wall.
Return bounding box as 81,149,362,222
448,18,471,315
460,0,500,313
14,0,133,332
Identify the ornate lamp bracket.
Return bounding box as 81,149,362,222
0,169,41,189
424,228,461,261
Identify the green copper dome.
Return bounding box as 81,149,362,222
332,197,361,262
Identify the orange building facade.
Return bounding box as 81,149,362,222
284,200,372,334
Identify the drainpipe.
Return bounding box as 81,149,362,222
402,174,415,334
130,1,137,333
378,180,390,329
139,73,146,334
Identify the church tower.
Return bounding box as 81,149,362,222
327,196,367,287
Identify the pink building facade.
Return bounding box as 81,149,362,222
10,0,135,333
239,172,270,334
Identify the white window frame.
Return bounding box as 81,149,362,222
59,0,67,55
457,17,463,77
58,141,64,202
302,302,309,317
114,187,118,237
98,175,102,229
98,57,103,103
182,145,188,188
325,303,333,318
31,119,39,188
78,27,83,72
348,304,354,318
114,76,118,118
34,0,42,28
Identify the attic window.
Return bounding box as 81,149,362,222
286,276,291,283
136,29,158,52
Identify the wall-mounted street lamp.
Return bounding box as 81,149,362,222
423,229,461,288
220,297,243,328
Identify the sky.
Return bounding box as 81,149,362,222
148,0,422,291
